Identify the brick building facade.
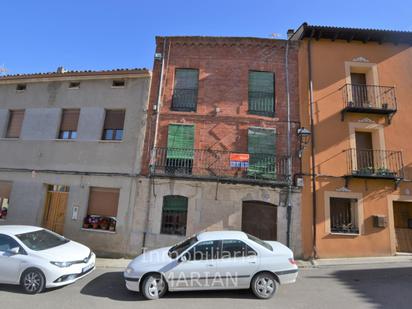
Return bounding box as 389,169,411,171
140,36,303,255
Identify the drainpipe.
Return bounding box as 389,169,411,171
150,38,167,169
143,38,167,250
307,39,318,259
285,40,293,248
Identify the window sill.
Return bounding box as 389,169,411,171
329,232,360,236
99,140,123,143
0,138,20,141
81,228,116,234
55,139,76,142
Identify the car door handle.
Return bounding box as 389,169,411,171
249,261,256,264
206,264,214,267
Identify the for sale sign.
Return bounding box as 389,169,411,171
230,153,249,168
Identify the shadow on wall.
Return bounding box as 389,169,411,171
333,266,412,309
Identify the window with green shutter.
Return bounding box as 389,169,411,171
161,195,188,236
166,124,195,174
172,69,199,111
247,127,276,179
248,71,275,117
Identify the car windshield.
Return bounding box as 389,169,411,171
247,233,273,251
168,235,198,258
16,229,69,251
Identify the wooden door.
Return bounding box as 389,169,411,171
241,201,277,240
355,132,374,172
43,191,68,235
351,73,368,107
393,202,412,252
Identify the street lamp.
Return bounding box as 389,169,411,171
297,127,311,158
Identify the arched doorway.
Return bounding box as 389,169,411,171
241,201,277,240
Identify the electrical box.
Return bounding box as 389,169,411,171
373,215,388,228
154,53,162,60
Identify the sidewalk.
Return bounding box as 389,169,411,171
297,254,412,268
96,254,412,269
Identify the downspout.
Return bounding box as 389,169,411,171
285,40,293,248
307,39,318,259
143,38,167,250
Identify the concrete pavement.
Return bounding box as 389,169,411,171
1,261,412,309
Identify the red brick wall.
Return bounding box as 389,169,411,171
141,36,301,177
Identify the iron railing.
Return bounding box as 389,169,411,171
248,91,275,116
171,88,198,111
341,84,397,112
151,147,288,183
346,148,403,179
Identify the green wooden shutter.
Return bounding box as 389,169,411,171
248,71,274,116
163,195,188,212
167,124,195,159
248,127,276,179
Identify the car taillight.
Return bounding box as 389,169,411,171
288,258,297,265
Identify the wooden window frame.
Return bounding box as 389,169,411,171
160,195,188,236
5,110,25,139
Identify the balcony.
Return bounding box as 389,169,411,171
248,91,275,117
151,147,288,186
340,84,397,123
346,148,404,181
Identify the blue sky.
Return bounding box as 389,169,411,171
1,0,411,74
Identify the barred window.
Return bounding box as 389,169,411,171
171,69,199,112
330,197,359,234
161,195,188,236
247,127,276,179
248,71,275,117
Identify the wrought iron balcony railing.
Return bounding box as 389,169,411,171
151,147,288,184
171,88,198,111
340,84,397,121
346,148,404,179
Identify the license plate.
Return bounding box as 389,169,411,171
82,263,94,273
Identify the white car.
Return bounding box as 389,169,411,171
124,231,298,300
0,225,96,294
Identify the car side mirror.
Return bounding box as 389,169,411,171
179,255,188,263
6,247,20,256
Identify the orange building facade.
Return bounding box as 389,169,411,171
292,24,412,258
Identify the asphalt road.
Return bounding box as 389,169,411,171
1,262,412,309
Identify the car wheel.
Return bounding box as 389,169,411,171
21,268,46,294
141,274,167,300
251,272,278,299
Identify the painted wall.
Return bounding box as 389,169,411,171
299,39,412,258
0,75,150,174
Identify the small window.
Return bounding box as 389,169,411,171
112,80,125,88
186,240,220,261
6,110,25,138
161,195,188,236
59,109,80,140
83,187,119,232
221,239,257,258
330,197,359,234
0,182,11,220
171,69,199,111
102,110,125,141
248,71,275,116
68,82,80,89
16,84,27,91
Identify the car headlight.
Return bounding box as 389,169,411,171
50,261,74,268
125,267,134,274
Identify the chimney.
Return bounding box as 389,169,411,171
287,29,295,39
56,66,67,74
